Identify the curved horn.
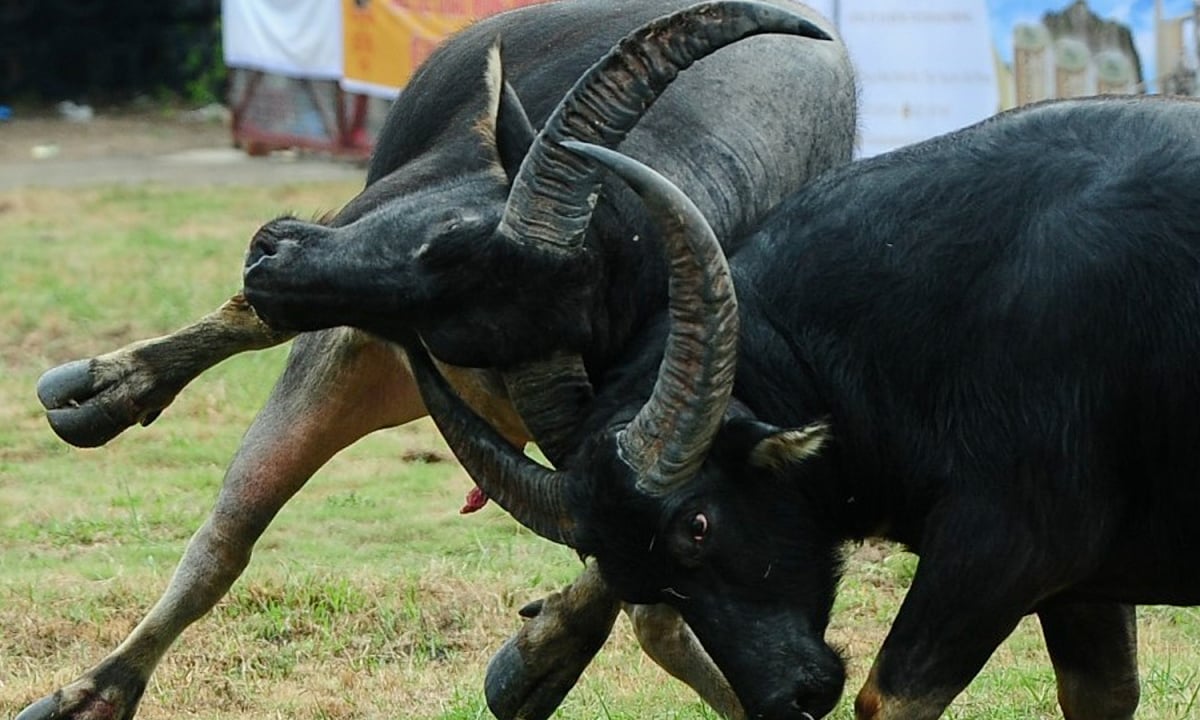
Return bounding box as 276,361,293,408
561,141,738,496
502,355,593,467
493,1,826,463
407,345,577,546
498,1,831,251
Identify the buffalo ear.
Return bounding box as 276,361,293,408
750,421,830,470
479,38,536,182
715,417,830,471
496,81,535,181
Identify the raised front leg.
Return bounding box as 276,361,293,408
854,504,1075,720
16,328,420,720
1038,600,1139,720
37,295,295,448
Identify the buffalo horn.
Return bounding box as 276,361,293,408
407,344,576,546
497,1,831,251
496,1,826,466
560,141,738,496
502,355,594,467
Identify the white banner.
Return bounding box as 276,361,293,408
222,0,343,80
220,0,1191,155
840,1,997,157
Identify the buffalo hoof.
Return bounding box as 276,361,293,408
37,360,131,448
15,691,135,720
485,573,620,720
36,358,164,449
13,696,58,720
485,601,597,720
14,664,144,720
486,644,575,718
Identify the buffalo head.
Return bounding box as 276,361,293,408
240,1,832,370
410,142,847,719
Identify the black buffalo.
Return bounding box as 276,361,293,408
424,96,1200,720
25,2,856,719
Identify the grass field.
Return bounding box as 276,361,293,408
2,180,1200,720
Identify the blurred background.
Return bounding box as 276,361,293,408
0,0,224,107
3,0,1199,159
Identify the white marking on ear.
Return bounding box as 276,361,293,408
484,39,502,118
473,38,512,182
750,421,830,471
475,38,504,148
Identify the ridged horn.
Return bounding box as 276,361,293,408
497,1,831,252
561,141,738,496
407,344,576,546
501,354,594,467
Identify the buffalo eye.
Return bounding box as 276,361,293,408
669,510,711,568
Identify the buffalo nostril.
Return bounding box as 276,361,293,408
789,698,815,718
250,228,279,258
790,686,840,719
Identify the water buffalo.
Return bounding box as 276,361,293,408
24,2,856,719
424,95,1200,720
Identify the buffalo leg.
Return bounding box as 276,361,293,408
854,505,1058,720
485,561,621,720
1037,600,1139,720
37,295,295,448
16,328,419,720
486,563,744,720
28,325,734,719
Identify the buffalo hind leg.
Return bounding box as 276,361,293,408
486,563,744,720
1038,600,1139,720
17,329,419,720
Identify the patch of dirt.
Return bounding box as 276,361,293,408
0,111,229,163
401,449,451,464
0,108,363,189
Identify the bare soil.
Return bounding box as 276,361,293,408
0,110,363,190
0,111,230,162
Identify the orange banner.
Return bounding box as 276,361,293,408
342,0,550,96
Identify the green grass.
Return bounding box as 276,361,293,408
2,181,1200,719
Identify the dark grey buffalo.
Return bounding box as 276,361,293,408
417,96,1200,720
25,2,856,719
